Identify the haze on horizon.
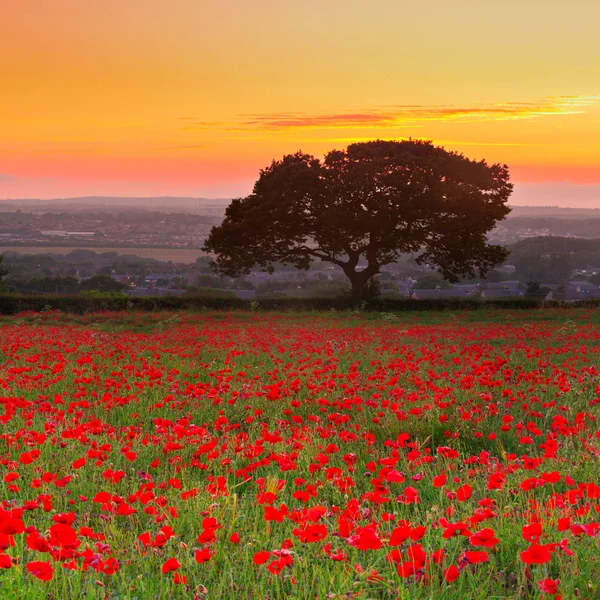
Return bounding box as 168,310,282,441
1,0,599,208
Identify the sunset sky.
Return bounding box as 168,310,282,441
2,0,599,206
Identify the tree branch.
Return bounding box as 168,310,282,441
281,245,347,268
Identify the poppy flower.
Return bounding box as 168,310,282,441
469,528,499,548
461,551,489,564
0,554,12,569
521,544,551,565
522,523,542,543
444,565,460,583
433,474,447,488
194,548,213,563
253,551,270,565
456,485,472,502
538,578,559,594
161,558,181,573
26,561,54,581
347,527,381,550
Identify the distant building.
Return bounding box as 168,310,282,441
485,280,521,291
481,289,524,299
545,281,600,302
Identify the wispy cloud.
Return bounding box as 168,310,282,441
184,96,599,133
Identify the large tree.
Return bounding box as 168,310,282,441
204,139,512,298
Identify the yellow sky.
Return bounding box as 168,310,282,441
1,0,599,204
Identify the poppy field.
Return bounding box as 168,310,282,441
0,310,599,599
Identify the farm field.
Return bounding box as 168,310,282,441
0,247,204,263
0,310,599,599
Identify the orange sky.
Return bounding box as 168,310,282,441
1,0,599,205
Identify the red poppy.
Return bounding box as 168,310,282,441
0,554,12,569
444,565,460,583
522,523,542,542
161,558,181,573
538,578,559,594
26,561,54,581
433,473,447,488
194,548,213,563
347,527,381,551
462,551,489,564
456,485,473,502
469,528,499,548
253,551,270,565
521,544,551,565
49,524,78,548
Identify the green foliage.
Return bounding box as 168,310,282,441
525,281,551,298
0,292,561,315
6,276,81,294
182,287,237,298
80,274,128,292
413,273,452,289
204,139,512,299
80,290,128,299
513,251,574,283
0,255,7,291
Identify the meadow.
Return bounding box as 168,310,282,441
0,308,598,599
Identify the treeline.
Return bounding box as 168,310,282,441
4,275,127,295
0,292,595,316
509,237,600,284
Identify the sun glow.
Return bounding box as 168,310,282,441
1,1,599,204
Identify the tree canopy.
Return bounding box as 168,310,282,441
203,139,512,298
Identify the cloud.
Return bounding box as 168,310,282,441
0,173,16,182
185,95,599,132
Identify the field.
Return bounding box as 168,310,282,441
0,309,599,599
0,247,203,263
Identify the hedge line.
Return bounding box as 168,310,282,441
0,292,592,315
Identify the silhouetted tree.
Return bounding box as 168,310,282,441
204,140,512,299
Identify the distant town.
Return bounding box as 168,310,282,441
1,199,600,302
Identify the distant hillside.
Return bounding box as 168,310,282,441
506,205,600,219
0,196,232,214
508,236,600,253
490,206,600,243
507,236,600,272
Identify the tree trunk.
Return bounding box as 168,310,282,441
345,267,378,300
349,273,367,300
